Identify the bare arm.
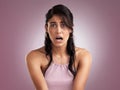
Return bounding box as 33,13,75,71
72,49,92,90
25,51,48,90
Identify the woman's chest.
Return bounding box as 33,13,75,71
44,62,74,90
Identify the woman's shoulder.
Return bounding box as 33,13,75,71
75,47,92,61
75,47,91,54
25,46,47,65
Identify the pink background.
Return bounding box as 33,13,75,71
0,0,120,90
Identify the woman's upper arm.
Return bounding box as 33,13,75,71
73,49,92,90
25,51,48,90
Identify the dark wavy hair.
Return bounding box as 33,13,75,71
44,4,76,76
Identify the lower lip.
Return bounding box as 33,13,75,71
55,39,63,42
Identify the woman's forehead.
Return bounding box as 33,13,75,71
48,15,64,23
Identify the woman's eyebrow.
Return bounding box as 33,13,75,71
49,21,64,24
49,22,56,24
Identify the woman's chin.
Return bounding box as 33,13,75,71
52,43,66,48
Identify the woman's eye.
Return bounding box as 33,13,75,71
61,23,66,28
50,23,57,28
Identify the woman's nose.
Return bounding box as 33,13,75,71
56,25,62,34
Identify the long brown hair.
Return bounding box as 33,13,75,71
44,4,76,76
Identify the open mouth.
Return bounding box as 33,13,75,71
55,37,63,40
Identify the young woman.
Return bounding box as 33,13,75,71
26,4,92,90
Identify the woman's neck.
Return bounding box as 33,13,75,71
52,45,70,64
52,45,68,58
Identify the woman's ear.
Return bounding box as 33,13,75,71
69,29,72,33
45,24,48,32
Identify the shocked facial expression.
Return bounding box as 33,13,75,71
46,15,72,47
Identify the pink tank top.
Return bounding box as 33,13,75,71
44,61,74,90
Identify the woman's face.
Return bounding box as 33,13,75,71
46,15,72,47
